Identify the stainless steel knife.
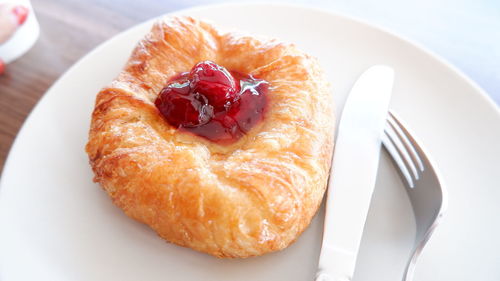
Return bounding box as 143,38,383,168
315,65,395,281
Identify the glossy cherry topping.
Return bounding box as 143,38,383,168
155,61,268,143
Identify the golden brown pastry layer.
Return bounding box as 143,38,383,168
86,16,334,258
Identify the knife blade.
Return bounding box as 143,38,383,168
315,65,394,281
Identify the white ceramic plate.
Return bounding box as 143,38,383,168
1,4,499,281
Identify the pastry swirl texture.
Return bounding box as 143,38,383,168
86,16,335,258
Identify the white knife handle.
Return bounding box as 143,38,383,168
315,245,355,281
315,273,350,281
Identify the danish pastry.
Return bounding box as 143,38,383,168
86,16,334,258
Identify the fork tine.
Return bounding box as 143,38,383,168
382,129,415,188
388,111,425,172
385,118,420,182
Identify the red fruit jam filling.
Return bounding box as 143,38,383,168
155,61,268,143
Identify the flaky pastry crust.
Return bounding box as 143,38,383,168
86,16,334,258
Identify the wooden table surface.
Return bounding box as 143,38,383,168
0,0,190,172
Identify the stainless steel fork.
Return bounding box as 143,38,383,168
382,111,448,281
